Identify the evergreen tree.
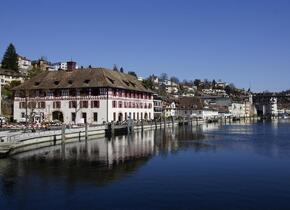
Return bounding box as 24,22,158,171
212,79,216,88
1,43,18,71
113,64,119,71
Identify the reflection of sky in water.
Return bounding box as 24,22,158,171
1,120,290,210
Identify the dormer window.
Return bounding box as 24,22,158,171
107,77,114,84
34,82,40,86
123,80,130,86
54,81,60,85
84,79,90,84
68,80,73,85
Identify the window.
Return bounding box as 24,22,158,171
53,101,61,109
100,88,107,95
21,112,25,118
91,88,100,96
82,112,87,123
137,113,139,120
133,113,135,120
148,103,152,108
80,101,88,108
141,113,143,120
118,101,122,108
28,102,36,109
125,112,127,120
91,100,100,108
93,112,98,122
19,102,26,109
71,112,76,122
69,101,77,108
118,90,122,97
112,101,117,108
38,102,45,109
69,89,77,96
113,112,116,121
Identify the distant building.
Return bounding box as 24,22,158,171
193,109,219,120
164,101,176,118
216,81,228,89
176,97,203,118
162,80,179,94
254,95,278,117
229,101,246,118
51,62,68,71
153,94,163,119
229,94,257,118
0,68,25,85
17,55,32,74
50,61,78,71
32,58,54,71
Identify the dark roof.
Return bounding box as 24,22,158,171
0,68,24,77
13,68,153,93
176,97,204,110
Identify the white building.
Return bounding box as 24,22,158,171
0,68,25,85
153,94,163,119
164,101,176,118
51,62,68,71
229,102,246,118
192,109,219,120
13,68,154,124
18,55,32,74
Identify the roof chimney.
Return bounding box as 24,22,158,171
67,61,76,71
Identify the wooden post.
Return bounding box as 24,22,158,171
112,122,115,136
85,123,88,141
53,134,57,146
61,124,66,144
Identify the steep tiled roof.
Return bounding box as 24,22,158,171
0,68,24,77
176,97,204,110
13,68,152,93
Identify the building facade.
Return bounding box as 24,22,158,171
13,68,154,124
18,55,32,74
0,68,25,85
153,94,163,119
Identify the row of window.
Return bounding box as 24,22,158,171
19,102,45,109
112,112,151,121
113,90,152,99
19,100,100,109
112,101,152,109
69,101,100,109
71,112,98,122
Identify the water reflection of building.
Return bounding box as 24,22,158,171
12,130,156,166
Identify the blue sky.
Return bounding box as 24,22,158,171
1,0,290,92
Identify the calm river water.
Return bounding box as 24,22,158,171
1,120,290,210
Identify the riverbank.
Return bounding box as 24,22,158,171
0,116,263,158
